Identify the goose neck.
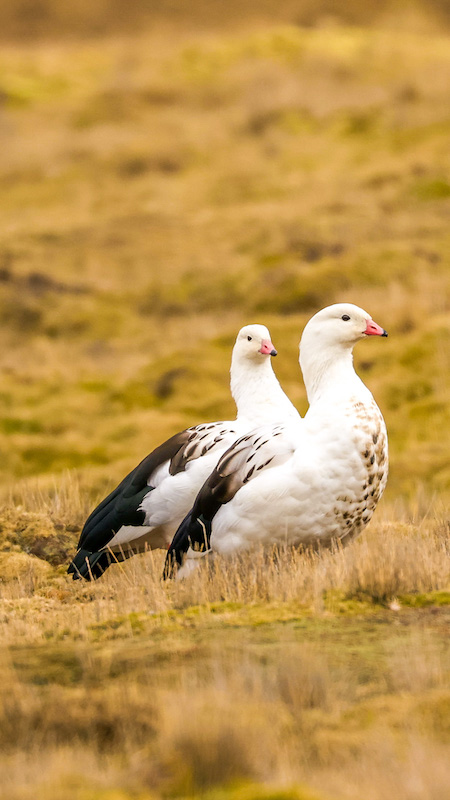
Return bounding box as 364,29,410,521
231,356,293,423
300,345,361,406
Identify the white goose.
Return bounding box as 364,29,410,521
166,303,388,577
68,324,300,580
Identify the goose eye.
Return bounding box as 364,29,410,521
247,336,252,341
341,314,350,321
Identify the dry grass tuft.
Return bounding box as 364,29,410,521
158,514,449,610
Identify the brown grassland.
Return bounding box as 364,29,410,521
0,1,449,798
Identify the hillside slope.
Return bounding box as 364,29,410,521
0,9,448,517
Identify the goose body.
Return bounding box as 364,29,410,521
68,324,299,580
166,304,388,576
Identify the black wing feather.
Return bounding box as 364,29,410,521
68,421,242,581
77,429,191,552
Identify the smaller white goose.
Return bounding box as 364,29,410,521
68,324,300,580
165,303,388,577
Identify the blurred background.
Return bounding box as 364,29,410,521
0,0,449,513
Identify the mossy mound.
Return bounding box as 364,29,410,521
0,550,52,582
0,507,79,566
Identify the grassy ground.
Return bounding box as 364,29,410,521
1,504,449,799
0,2,449,798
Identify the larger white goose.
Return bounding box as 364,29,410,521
165,303,388,577
68,324,300,580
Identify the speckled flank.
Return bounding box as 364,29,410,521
334,399,388,544
193,390,389,556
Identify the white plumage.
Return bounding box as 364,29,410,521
68,323,299,579
167,303,388,576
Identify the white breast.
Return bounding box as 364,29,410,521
209,397,388,554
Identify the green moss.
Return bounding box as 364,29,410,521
323,590,381,615
413,178,450,200
0,417,43,434
79,379,112,393
89,611,150,640
397,591,450,608
80,598,397,644
209,601,245,614
1,72,70,108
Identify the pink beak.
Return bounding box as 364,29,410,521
364,319,388,337
259,339,277,356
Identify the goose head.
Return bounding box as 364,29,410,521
233,324,278,363
302,303,387,350
300,303,387,402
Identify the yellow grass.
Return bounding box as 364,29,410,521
0,501,449,799
0,2,449,798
